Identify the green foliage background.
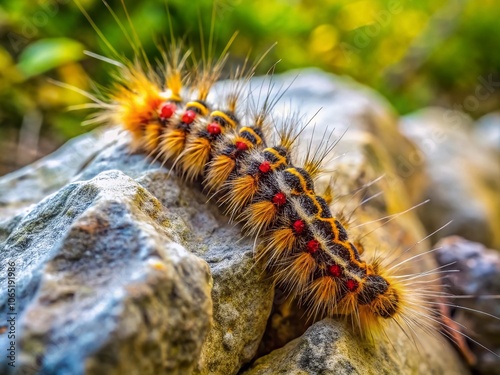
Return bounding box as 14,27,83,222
1,0,499,174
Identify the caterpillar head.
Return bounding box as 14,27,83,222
358,275,401,320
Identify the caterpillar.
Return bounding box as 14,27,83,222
64,0,498,371
96,59,404,334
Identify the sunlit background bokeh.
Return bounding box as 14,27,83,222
1,0,499,175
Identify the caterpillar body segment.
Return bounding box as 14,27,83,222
204,125,267,194
156,100,211,164
246,165,395,325
177,109,240,181
221,145,291,219
143,97,182,153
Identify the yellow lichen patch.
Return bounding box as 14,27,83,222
149,259,168,272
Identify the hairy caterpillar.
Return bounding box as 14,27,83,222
65,0,499,371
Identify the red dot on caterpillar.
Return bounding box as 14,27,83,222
272,192,286,206
159,102,177,120
207,122,222,135
345,279,359,292
307,239,320,254
328,264,342,277
293,220,305,234
259,161,271,173
182,110,197,124
235,141,248,151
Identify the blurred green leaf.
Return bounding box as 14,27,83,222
17,38,85,79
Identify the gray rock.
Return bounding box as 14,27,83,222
401,107,500,249
0,127,119,222
435,236,500,375
1,170,213,374
242,319,468,375
135,171,274,374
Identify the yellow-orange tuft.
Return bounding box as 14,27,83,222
222,175,259,218
179,137,212,181
204,155,236,193
240,201,277,237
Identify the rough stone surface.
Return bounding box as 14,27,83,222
135,171,274,375
435,236,500,375
0,170,213,374
243,319,468,375
401,108,500,249
0,128,118,221
0,70,479,374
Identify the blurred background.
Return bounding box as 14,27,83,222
0,0,499,175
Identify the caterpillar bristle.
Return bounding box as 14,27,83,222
220,174,259,218
155,100,208,166
240,200,278,237
274,112,302,154
204,123,266,196
321,182,334,205
224,42,276,114
111,64,164,151
161,42,191,102
204,153,236,193
301,124,338,179
306,276,341,319
143,122,163,151
245,75,281,136
256,227,296,266
285,252,318,294
192,29,239,101
178,137,213,181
